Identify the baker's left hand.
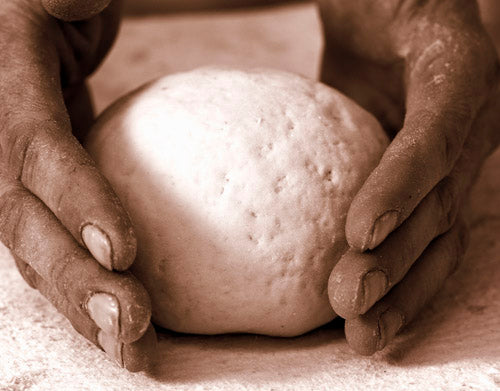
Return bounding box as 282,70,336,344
318,0,500,354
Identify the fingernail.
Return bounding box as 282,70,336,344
82,224,113,270
87,293,120,337
98,330,124,367
377,309,404,351
359,271,388,314
367,210,398,250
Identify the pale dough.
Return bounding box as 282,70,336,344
86,67,388,336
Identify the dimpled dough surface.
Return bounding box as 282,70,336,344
86,67,388,337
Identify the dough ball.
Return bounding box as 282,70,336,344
86,67,388,337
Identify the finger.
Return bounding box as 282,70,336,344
120,324,157,372
14,254,98,342
344,219,469,355
0,16,135,271
328,114,492,320
329,176,459,319
14,256,157,372
329,67,500,319
346,7,498,251
41,0,113,21
0,178,150,344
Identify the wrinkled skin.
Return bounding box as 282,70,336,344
319,0,500,354
0,0,499,369
0,0,155,371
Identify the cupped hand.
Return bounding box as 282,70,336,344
318,0,500,354
0,0,156,371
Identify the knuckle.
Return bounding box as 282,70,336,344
19,128,44,188
435,177,460,232
49,251,77,296
438,117,464,170
0,183,33,251
50,284,76,317
20,126,69,188
1,119,76,185
403,108,466,176
0,122,36,179
34,276,95,340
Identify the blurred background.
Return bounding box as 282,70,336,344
89,0,500,114
122,0,302,14
89,1,322,113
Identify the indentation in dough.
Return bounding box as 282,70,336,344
304,159,318,174
323,169,332,181
258,142,274,158
219,173,230,196
247,234,259,245
274,175,287,194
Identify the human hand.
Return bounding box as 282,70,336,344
318,0,500,354
0,0,156,371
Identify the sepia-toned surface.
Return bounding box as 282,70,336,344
1,3,499,390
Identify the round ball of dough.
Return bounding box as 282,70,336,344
86,67,388,337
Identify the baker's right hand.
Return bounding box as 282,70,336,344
0,0,156,371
